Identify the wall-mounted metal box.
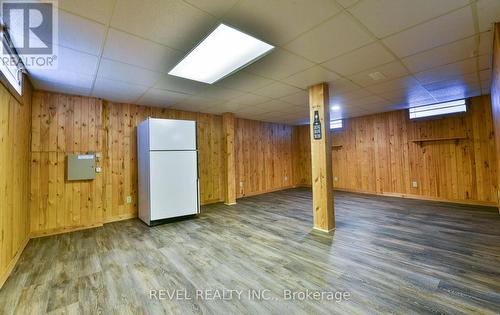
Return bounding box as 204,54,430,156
67,153,96,181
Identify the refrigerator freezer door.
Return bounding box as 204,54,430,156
150,151,198,220
149,119,196,151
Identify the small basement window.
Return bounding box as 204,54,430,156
409,99,466,119
0,26,23,95
330,119,343,130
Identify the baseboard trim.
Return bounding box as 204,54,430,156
0,236,30,289
237,185,296,199
224,202,237,206
30,222,104,238
313,226,336,234
334,187,498,208
103,213,137,224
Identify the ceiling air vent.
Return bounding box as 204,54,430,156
368,71,386,81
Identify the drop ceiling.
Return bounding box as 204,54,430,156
25,0,500,125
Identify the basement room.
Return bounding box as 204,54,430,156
1,0,500,314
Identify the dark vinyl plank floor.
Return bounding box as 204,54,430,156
1,188,500,314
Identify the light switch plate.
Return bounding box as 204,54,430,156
95,167,102,173
412,180,418,188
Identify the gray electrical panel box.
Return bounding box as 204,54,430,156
67,153,96,181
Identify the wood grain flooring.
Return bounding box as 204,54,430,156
1,189,500,314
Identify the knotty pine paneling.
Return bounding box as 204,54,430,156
294,95,498,206
0,77,32,288
235,119,294,197
492,23,500,209
30,92,104,237
102,102,224,222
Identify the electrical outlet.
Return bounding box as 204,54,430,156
95,152,102,158
95,166,102,173
412,180,418,188
240,181,244,188
284,176,288,182
126,196,132,204
334,176,338,182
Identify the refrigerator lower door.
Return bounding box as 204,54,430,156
150,151,198,220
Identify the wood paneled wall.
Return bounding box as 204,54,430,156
30,91,297,235
294,95,498,206
0,77,32,288
235,119,294,197
492,23,500,209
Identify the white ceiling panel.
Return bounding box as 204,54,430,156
215,71,274,92
137,88,188,107
401,36,477,73
282,66,339,89
183,0,238,17
229,93,270,106
285,12,374,63
153,74,208,95
57,0,115,24
480,69,491,82
111,0,216,51
336,0,359,9
34,78,92,97
280,91,308,106
253,82,302,99
348,0,468,38
382,7,475,57
477,0,500,32
478,54,492,71
244,48,313,80
103,29,182,73
366,76,422,94
92,78,149,103
195,86,244,101
478,31,493,56
29,46,100,76
255,99,298,112
329,79,361,95
223,0,341,45
348,61,408,87
97,59,163,86
414,58,477,85
322,42,395,76
58,11,106,55
422,72,479,91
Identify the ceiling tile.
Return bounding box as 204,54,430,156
282,66,340,89
479,31,493,56
254,82,301,99
153,74,208,94
401,36,477,73
230,93,270,106
234,105,272,116
33,76,93,96
422,72,479,91
285,12,374,63
58,0,115,24
336,0,360,9
223,0,341,45
479,69,491,82
322,42,395,76
97,59,162,86
92,78,149,103
58,11,106,55
183,0,238,17
195,86,243,101
216,71,274,92
244,48,313,80
205,101,247,114
348,61,408,87
103,29,183,73
111,0,216,51
177,95,223,108
255,99,298,112
348,0,468,38
26,45,99,77
382,7,475,57
329,79,361,95
137,88,189,107
477,0,500,32
414,58,477,84
478,54,492,71
280,91,308,106
367,76,422,94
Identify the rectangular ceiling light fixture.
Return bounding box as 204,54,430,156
168,24,274,84
409,99,466,119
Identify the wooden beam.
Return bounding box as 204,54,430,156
492,23,500,212
308,83,335,232
222,113,236,205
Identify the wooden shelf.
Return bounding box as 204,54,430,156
411,136,468,144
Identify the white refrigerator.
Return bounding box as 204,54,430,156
137,118,200,226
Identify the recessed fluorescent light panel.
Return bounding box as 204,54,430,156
409,99,466,119
330,119,343,130
168,24,274,84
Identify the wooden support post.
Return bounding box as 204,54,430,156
222,113,236,205
308,83,335,232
